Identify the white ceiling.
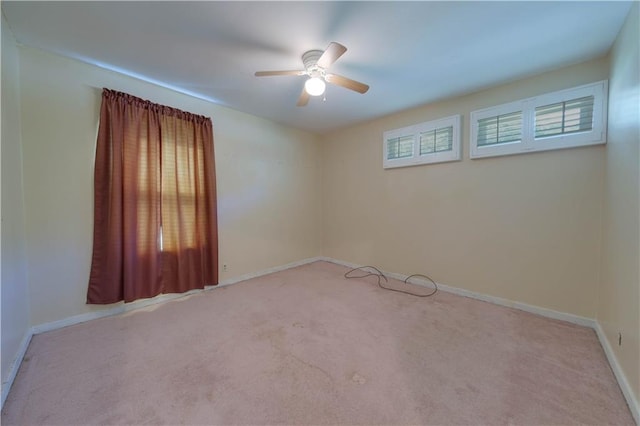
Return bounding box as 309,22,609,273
2,1,632,134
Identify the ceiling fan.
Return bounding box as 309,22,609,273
255,42,370,106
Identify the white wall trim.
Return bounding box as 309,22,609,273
33,292,196,335
321,257,595,327
218,256,324,287
1,329,33,409
439,283,596,328
594,322,640,425
31,256,325,335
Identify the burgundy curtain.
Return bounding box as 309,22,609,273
87,89,218,304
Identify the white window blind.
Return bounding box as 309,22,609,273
420,126,453,154
470,80,607,159
477,111,522,146
387,135,414,160
535,95,594,139
383,115,461,168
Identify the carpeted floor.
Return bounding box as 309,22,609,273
2,261,634,425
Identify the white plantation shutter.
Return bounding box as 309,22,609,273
470,80,607,159
477,111,522,146
535,96,594,138
383,115,461,168
386,135,414,160
420,126,453,154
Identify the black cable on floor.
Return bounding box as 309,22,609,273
344,266,437,297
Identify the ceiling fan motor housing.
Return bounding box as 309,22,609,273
302,50,325,77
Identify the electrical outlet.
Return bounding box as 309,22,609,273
618,332,622,346
223,264,228,272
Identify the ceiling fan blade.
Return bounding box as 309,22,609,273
255,70,306,77
296,87,310,107
325,73,369,94
317,42,347,69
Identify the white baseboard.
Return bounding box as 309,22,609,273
218,256,324,287
594,322,639,425
1,329,33,409
321,257,595,327
32,292,195,335
32,256,324,336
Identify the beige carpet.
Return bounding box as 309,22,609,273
2,261,633,425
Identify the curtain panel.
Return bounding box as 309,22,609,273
87,89,218,304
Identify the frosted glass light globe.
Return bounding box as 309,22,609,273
304,77,326,96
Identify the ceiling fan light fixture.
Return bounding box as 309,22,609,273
254,42,368,106
304,77,326,96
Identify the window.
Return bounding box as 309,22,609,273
477,111,523,147
88,89,218,304
387,135,414,160
535,96,594,138
470,80,607,159
383,115,461,168
420,126,454,154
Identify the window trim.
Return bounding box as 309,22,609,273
470,80,608,159
383,114,461,169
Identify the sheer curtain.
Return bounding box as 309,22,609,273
87,89,218,304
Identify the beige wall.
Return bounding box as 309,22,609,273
321,57,610,318
1,17,31,390
18,46,322,326
599,2,640,408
